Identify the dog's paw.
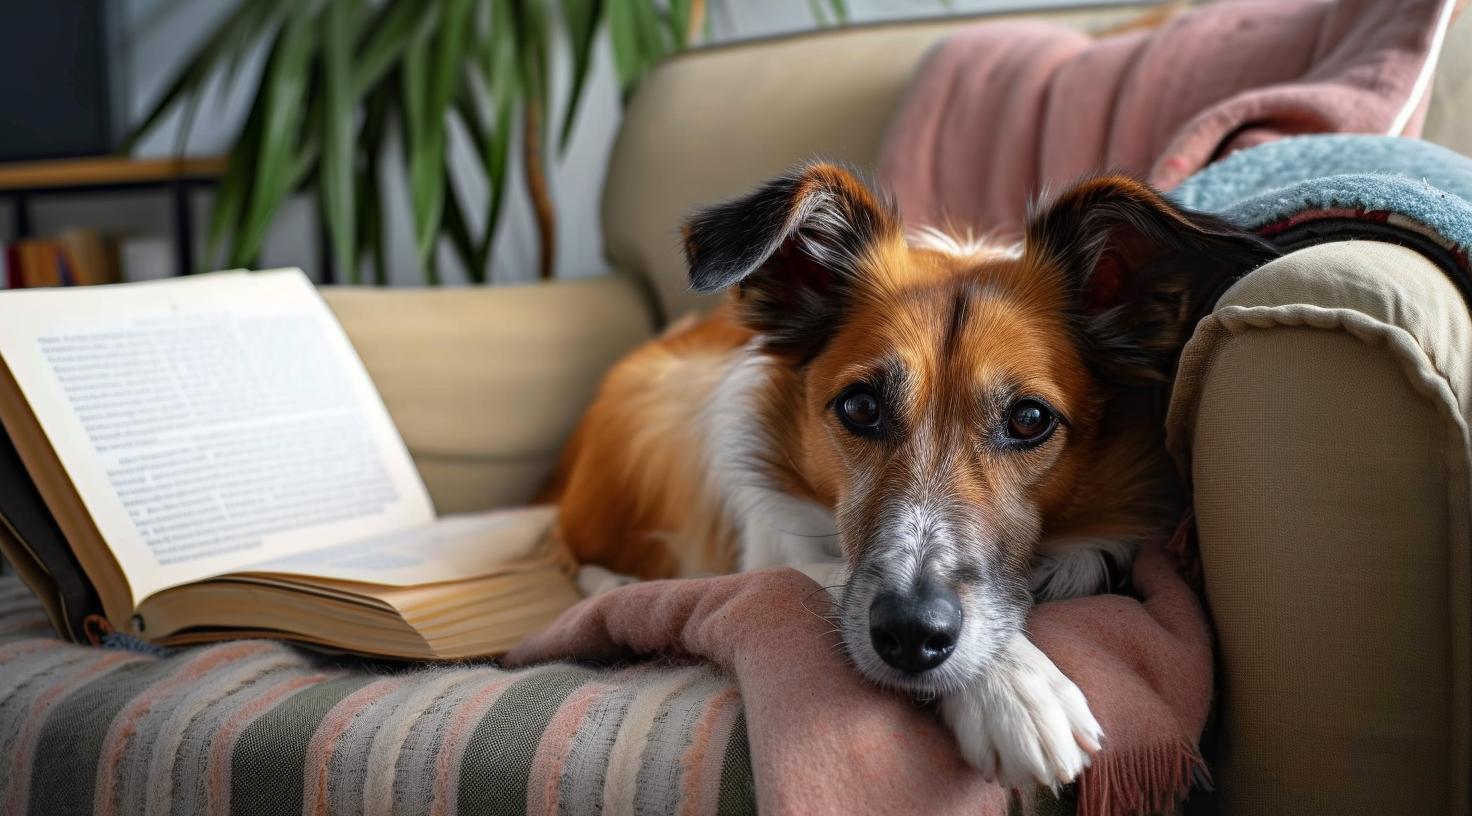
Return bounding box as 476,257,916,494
939,633,1103,789
575,564,639,597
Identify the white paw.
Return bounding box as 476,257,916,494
939,633,1103,789
575,564,639,597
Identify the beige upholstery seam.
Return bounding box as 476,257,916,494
641,1,1141,66
409,449,559,465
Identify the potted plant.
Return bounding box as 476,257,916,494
130,0,849,284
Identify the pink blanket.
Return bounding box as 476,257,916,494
879,0,1462,236
507,541,1213,816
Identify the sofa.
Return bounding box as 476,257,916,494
2,3,1469,814
322,4,1472,813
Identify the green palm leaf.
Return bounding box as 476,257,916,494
133,0,862,285
124,0,286,154
442,173,479,283
320,0,358,281
356,0,437,96
402,0,474,277
558,0,604,151
607,0,644,95
230,2,319,266
357,83,396,285
205,23,280,267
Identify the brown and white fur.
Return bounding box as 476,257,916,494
548,165,1276,787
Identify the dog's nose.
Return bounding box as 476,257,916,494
868,583,963,674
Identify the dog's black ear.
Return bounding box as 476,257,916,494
1026,175,1280,383
684,163,898,359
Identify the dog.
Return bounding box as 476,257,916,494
547,164,1276,787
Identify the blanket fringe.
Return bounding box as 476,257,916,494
1164,512,1204,595
1074,739,1209,816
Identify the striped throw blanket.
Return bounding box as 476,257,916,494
2,551,1217,816
0,578,756,815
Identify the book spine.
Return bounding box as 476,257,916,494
57,250,75,287
17,241,65,288
56,229,120,286
4,244,18,289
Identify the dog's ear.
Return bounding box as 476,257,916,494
1025,175,1280,383
684,163,898,359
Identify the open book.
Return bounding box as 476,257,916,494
0,269,580,659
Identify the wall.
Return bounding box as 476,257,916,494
7,0,1111,287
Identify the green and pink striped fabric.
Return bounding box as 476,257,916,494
0,579,755,815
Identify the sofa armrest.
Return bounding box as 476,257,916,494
1167,241,1472,815
322,274,656,514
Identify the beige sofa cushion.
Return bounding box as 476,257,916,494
323,275,655,513
1168,241,1472,815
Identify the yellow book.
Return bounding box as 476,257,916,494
16,239,63,288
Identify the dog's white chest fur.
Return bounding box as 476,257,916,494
701,346,845,576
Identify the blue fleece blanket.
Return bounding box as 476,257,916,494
1172,135,1472,304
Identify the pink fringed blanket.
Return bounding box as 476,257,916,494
507,542,1212,816
879,0,1462,236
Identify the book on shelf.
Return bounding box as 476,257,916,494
3,243,20,289
0,269,580,658
14,239,64,287
55,228,120,286
5,230,121,289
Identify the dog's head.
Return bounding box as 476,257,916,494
684,163,1276,692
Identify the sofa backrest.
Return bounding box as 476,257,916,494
1426,5,1472,157
601,4,1143,321
324,276,654,513
605,2,1472,323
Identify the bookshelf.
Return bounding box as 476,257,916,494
0,156,226,278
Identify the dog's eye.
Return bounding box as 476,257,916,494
837,386,882,434
1006,399,1056,443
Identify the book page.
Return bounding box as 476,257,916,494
0,270,435,605
240,506,559,586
